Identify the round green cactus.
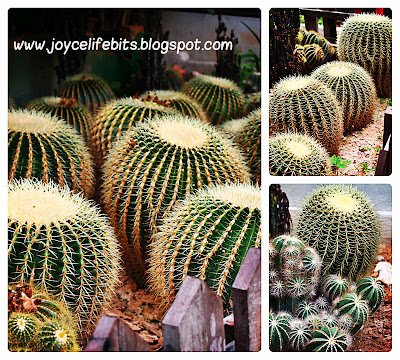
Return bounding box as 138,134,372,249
320,313,339,328
269,312,291,351
337,13,392,98
323,274,350,302
8,179,121,338
315,297,330,312
334,292,369,334
269,75,343,156
147,182,260,313
296,301,318,320
305,314,322,331
307,325,351,352
8,109,95,198
8,313,38,347
356,276,385,314
57,73,115,114
269,132,333,176
222,108,261,184
26,97,92,143
35,321,79,351
182,75,245,125
140,90,207,122
337,313,354,332
288,319,312,351
312,61,377,133
102,115,250,285
91,97,177,166
296,185,381,281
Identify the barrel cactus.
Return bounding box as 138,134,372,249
334,292,369,334
296,301,318,320
182,75,245,125
8,313,39,347
141,90,207,122
288,319,312,351
35,321,78,351
147,183,260,313
26,97,92,143
102,115,250,285
307,325,351,352
323,274,350,302
269,132,333,176
337,13,392,98
91,96,177,166
312,61,377,133
222,108,261,184
56,73,115,114
269,75,343,155
8,179,121,338
8,109,95,198
269,311,291,351
356,276,385,314
296,185,381,281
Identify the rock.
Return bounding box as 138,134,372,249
374,261,392,285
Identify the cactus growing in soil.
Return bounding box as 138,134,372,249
269,311,291,351
222,108,261,184
26,97,92,143
356,276,384,314
323,274,350,302
8,179,121,337
146,183,260,313
56,73,115,114
91,96,177,166
337,13,392,98
269,132,333,176
334,292,369,334
140,90,207,122
8,109,95,198
182,75,245,125
312,61,377,133
102,116,250,286
269,75,343,155
307,325,351,352
296,185,381,281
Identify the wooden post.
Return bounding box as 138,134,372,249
232,248,261,352
323,18,337,44
84,315,149,352
304,15,318,31
162,276,226,352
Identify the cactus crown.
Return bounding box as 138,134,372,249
8,109,66,134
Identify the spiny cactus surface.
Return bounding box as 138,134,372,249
334,292,369,334
269,311,291,351
307,325,350,352
323,274,350,302
8,313,38,347
288,319,312,351
356,276,385,314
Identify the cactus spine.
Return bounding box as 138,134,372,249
307,326,351,352
356,276,385,314
269,75,343,155
102,116,250,285
337,13,392,98
8,110,95,198
8,313,39,347
288,319,312,351
182,75,245,125
269,311,291,351
296,185,381,281
323,274,350,302
8,179,121,338
296,301,318,320
147,183,260,313
36,321,78,351
334,293,369,334
57,73,115,114
269,132,333,176
312,61,377,133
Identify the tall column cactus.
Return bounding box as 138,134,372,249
8,109,95,198
337,13,392,98
102,115,250,286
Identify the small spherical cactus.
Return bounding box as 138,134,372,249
91,97,177,166
57,73,115,114
334,292,369,334
269,132,333,176
323,274,350,302
35,321,79,351
26,97,92,143
320,313,339,328
147,183,260,313
337,13,392,98
8,109,95,198
312,61,377,133
296,300,318,320
221,108,261,184
305,314,322,331
289,319,312,351
140,90,208,122
315,297,330,312
182,75,245,125
296,185,381,281
269,312,291,351
307,325,351,352
102,115,250,285
8,313,38,347
269,75,343,155
8,179,121,337
356,276,385,314
337,313,354,332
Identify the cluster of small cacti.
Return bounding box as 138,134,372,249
221,108,261,184
269,132,333,176
56,73,115,114
101,115,250,286
26,97,92,143
269,75,343,156
147,182,261,314
8,109,95,198
8,284,80,351
182,74,246,125
295,184,381,281
311,61,377,133
8,179,121,338
295,29,335,73
337,13,392,98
